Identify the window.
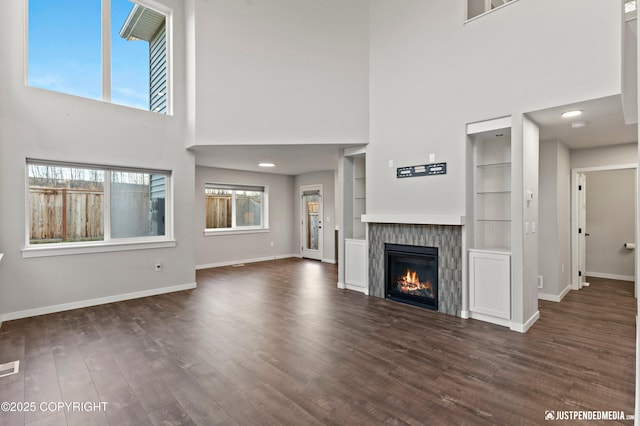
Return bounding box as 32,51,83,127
26,160,172,252
205,184,268,234
466,0,515,20
626,0,637,17
27,0,171,114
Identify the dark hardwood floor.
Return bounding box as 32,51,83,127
0,259,636,425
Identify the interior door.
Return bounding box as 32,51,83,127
301,185,323,261
577,172,589,288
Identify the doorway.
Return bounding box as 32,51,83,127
572,165,637,292
301,184,323,260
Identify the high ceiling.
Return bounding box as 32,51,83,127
192,144,364,176
527,95,638,150
193,96,638,176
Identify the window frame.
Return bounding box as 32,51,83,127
26,0,173,115
22,159,175,258
204,183,270,236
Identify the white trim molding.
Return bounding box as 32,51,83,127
469,311,512,328
510,311,540,333
538,284,572,302
2,282,196,322
344,283,368,295
586,271,636,282
196,254,298,270
361,214,465,226
22,240,177,258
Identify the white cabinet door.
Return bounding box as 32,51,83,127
469,250,510,319
345,239,367,292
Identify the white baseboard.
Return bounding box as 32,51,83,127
196,254,298,270
585,271,635,282
322,258,337,264
469,310,540,333
345,283,369,295
469,311,512,328
2,282,197,322
538,284,572,302
511,311,540,333
460,310,470,319
337,281,346,289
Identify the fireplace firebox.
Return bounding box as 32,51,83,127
385,243,438,311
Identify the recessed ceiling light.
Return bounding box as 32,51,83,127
571,120,587,129
258,162,275,168
561,110,582,118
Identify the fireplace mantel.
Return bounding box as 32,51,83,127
361,214,465,226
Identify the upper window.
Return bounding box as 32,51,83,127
27,160,171,247
626,0,637,17
467,0,515,20
205,183,268,234
27,0,171,114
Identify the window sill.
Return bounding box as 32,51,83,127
21,240,177,258
204,228,270,237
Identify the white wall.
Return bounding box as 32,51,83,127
368,0,621,218
623,17,638,125
195,167,295,267
585,169,637,280
294,171,336,263
538,140,572,300
571,143,638,169
520,116,540,326
0,0,195,319
187,0,369,147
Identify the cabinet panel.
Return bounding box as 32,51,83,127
469,250,510,319
345,239,367,290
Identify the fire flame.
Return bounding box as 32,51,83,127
398,269,433,295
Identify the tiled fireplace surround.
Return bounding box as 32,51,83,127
368,223,463,317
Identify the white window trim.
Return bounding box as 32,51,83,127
26,0,173,115
23,160,174,258
21,239,177,258
464,0,521,24
204,228,270,237
204,183,269,235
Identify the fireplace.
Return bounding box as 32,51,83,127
385,243,438,310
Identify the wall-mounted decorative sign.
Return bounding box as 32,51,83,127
397,162,447,179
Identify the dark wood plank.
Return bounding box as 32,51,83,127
0,260,635,425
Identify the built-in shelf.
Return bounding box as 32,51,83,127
467,116,513,327
472,129,511,250
352,155,366,239
477,161,511,169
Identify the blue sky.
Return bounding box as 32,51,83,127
28,0,150,110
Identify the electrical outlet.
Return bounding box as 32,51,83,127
429,153,435,163
154,261,162,271
388,160,394,168
270,241,274,247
